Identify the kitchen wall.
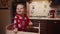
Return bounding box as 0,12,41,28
0,0,12,34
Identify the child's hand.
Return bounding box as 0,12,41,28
29,21,33,26
28,21,33,28
13,28,18,33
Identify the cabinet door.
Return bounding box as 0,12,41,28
40,21,47,34
47,20,60,34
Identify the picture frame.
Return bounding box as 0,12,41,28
0,0,8,9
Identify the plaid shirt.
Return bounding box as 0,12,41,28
13,14,30,31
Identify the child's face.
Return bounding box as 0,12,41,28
16,4,25,14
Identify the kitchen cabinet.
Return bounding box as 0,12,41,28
47,20,60,34
29,17,60,34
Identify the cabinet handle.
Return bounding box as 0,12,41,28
38,21,40,23
54,22,57,24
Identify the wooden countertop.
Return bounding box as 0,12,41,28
29,17,60,20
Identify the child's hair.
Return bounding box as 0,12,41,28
15,2,26,9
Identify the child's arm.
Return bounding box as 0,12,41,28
13,16,18,33
26,15,33,26
29,21,33,26
27,16,33,28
